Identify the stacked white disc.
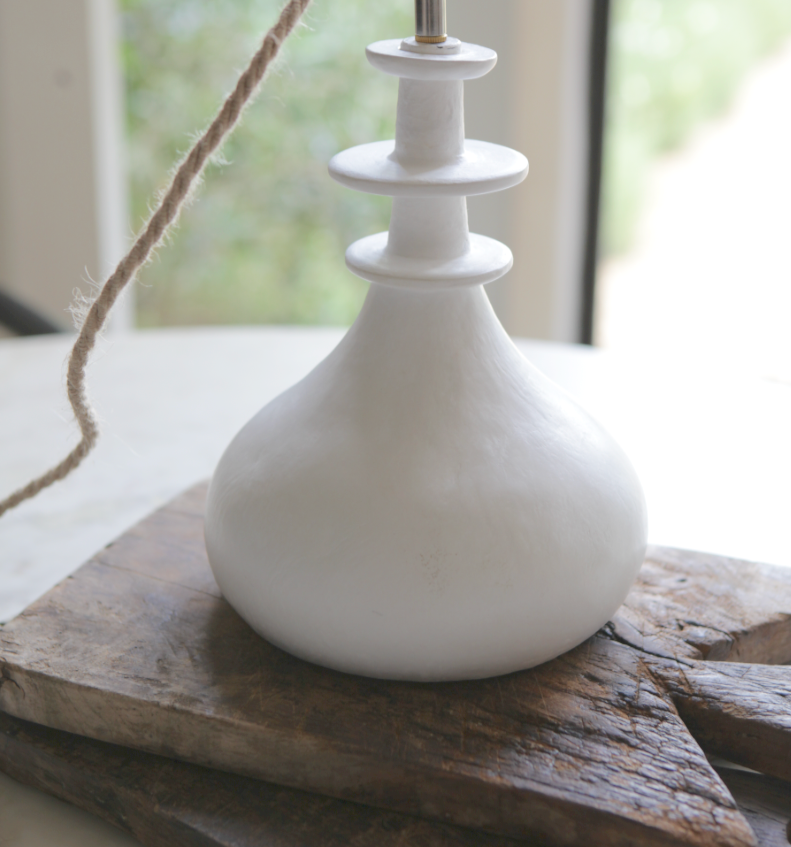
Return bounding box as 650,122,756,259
331,37,526,291
204,36,648,681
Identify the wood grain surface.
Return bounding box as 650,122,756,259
0,711,518,847
1,714,788,847
1,483,790,847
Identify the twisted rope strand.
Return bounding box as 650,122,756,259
0,0,313,518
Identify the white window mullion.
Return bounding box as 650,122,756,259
453,0,593,343
0,0,129,331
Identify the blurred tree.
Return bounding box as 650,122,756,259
120,0,411,327
602,0,791,257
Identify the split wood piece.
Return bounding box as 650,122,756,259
665,663,791,783
611,547,791,664
0,711,516,847
1,483,790,847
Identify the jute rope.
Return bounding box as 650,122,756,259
0,0,313,518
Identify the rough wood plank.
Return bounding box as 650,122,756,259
0,572,751,846
3,482,790,847
0,711,517,847
612,548,791,664
665,664,791,782
4,715,789,847
713,766,791,847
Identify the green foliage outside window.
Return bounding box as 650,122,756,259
120,0,410,327
602,0,791,257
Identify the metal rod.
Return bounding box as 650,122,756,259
415,0,446,43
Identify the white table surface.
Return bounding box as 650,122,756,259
1,326,790,845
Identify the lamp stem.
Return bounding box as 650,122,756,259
415,0,446,43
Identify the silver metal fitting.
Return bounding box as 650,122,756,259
415,0,447,43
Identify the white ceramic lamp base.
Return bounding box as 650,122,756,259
205,36,647,681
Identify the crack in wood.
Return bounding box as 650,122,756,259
0,664,24,698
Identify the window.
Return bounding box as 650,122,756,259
595,0,791,381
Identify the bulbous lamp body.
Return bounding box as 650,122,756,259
204,36,647,681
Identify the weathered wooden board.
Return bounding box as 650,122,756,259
1,483,790,847
0,711,517,847
1,714,788,847
665,663,791,782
